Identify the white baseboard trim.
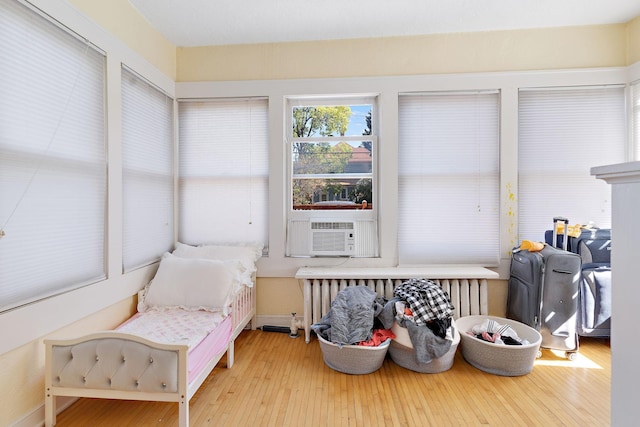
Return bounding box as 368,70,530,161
11,396,77,427
255,314,300,329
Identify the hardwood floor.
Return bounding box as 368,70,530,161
54,329,611,426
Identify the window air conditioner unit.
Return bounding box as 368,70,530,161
309,221,355,256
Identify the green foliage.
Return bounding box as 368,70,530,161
291,105,374,207
363,110,372,136
292,106,352,138
350,178,372,205
293,142,353,175
292,179,324,205
293,142,354,205
360,110,372,152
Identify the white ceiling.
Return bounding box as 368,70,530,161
128,0,640,47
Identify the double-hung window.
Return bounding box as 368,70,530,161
0,0,106,312
518,86,627,241
398,91,500,265
177,98,269,250
121,67,174,272
286,96,378,257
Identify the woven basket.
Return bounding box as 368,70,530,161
457,315,542,376
388,320,460,373
317,335,390,375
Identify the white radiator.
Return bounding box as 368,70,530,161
296,267,498,343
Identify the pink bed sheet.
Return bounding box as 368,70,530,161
116,309,233,384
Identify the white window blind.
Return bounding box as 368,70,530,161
0,0,106,312
178,98,269,249
633,80,640,160
121,67,174,271
398,91,500,265
518,86,626,242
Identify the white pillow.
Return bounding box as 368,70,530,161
172,242,262,285
143,253,241,313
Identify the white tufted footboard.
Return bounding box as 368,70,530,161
44,282,255,427
45,333,190,426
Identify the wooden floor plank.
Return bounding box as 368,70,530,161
53,330,611,427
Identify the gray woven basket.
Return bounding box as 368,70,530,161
317,335,390,375
457,315,542,376
388,320,460,373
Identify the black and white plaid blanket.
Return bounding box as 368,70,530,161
393,278,454,324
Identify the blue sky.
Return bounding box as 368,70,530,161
346,104,371,136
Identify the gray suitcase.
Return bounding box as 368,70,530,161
545,228,612,264
578,263,612,337
507,217,581,359
572,229,611,264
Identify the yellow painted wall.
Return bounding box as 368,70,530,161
67,0,176,79
0,298,135,427
178,24,627,82
257,278,305,316
629,16,640,65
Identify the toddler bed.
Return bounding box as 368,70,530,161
44,243,261,427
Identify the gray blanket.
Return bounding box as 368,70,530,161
310,286,383,345
404,319,453,364
380,298,453,364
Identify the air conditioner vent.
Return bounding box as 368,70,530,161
309,221,355,256
311,221,354,230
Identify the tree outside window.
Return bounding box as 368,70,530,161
290,102,374,210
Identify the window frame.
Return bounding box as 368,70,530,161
286,95,378,221
284,95,379,258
